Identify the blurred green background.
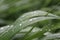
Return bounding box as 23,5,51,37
0,0,60,26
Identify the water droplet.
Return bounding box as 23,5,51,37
20,24,22,26
29,19,33,21
44,32,51,35
0,27,4,29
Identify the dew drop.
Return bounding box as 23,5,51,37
20,24,22,26
29,19,33,21
44,32,51,35
0,27,4,30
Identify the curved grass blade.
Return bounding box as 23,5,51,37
0,17,59,40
